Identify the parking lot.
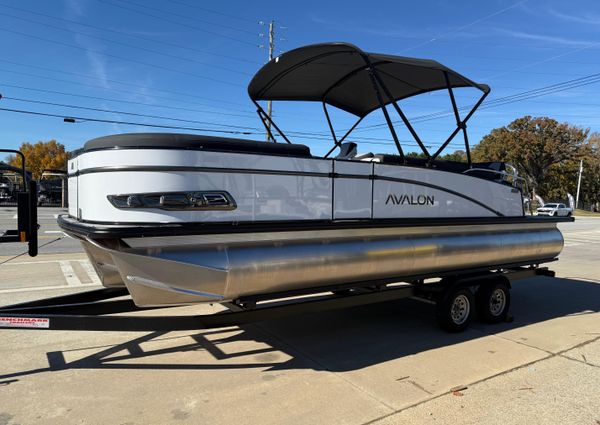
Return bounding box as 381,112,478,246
0,208,598,424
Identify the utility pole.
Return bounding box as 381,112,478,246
575,159,583,210
266,20,275,142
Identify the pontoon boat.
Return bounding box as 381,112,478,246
58,43,569,308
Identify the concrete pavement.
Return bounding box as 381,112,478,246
0,214,598,424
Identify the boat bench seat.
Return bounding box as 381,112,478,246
83,133,313,158
371,154,508,181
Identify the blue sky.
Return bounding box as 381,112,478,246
1,0,599,157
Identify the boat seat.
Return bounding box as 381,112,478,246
354,152,374,160
336,142,358,159
83,133,313,158
371,154,510,180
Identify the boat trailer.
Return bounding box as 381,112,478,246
0,265,555,333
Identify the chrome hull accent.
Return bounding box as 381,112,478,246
79,221,564,307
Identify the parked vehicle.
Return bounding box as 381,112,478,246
37,170,67,206
0,175,13,201
536,203,572,217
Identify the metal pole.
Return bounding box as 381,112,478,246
444,72,471,166
575,159,583,210
61,177,66,208
362,62,404,160
266,20,274,142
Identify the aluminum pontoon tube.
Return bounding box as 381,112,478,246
80,221,564,307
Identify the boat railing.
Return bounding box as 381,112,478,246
463,167,526,190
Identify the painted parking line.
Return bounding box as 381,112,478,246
44,230,68,236
78,259,102,285
59,260,82,286
0,283,99,294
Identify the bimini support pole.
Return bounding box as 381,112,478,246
430,83,490,163
324,115,364,158
252,100,293,144
371,72,431,159
256,107,277,143
322,102,339,146
362,60,404,161
444,72,471,166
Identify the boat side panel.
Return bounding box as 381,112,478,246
78,171,333,222
333,160,372,219
373,164,522,217
76,149,333,222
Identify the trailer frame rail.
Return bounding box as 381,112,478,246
0,266,554,332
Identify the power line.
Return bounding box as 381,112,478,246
0,107,255,134
96,0,257,47
354,70,600,132
1,96,261,131
0,102,462,149
0,59,248,107
0,83,256,119
0,3,260,65
0,11,251,77
0,70,349,124
7,70,595,149
0,94,459,146
0,69,255,116
0,28,243,87
116,0,256,35
164,0,258,24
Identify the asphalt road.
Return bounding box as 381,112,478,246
0,212,598,424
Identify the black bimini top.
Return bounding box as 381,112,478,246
248,42,490,117
82,133,312,157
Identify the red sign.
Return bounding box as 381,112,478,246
0,316,50,329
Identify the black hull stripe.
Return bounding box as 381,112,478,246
57,215,571,240
70,165,332,178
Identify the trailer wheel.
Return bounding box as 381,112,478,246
476,281,511,323
436,287,474,332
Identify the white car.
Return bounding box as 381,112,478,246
536,203,572,217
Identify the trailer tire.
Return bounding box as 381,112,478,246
436,287,474,332
476,281,511,324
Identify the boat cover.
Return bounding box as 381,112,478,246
248,42,489,117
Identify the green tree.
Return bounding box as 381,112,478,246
472,116,588,199
7,140,68,180
578,133,600,209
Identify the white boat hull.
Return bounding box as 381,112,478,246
67,148,523,224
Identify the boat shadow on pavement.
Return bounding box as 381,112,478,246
1,276,599,382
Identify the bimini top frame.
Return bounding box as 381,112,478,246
248,42,490,165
